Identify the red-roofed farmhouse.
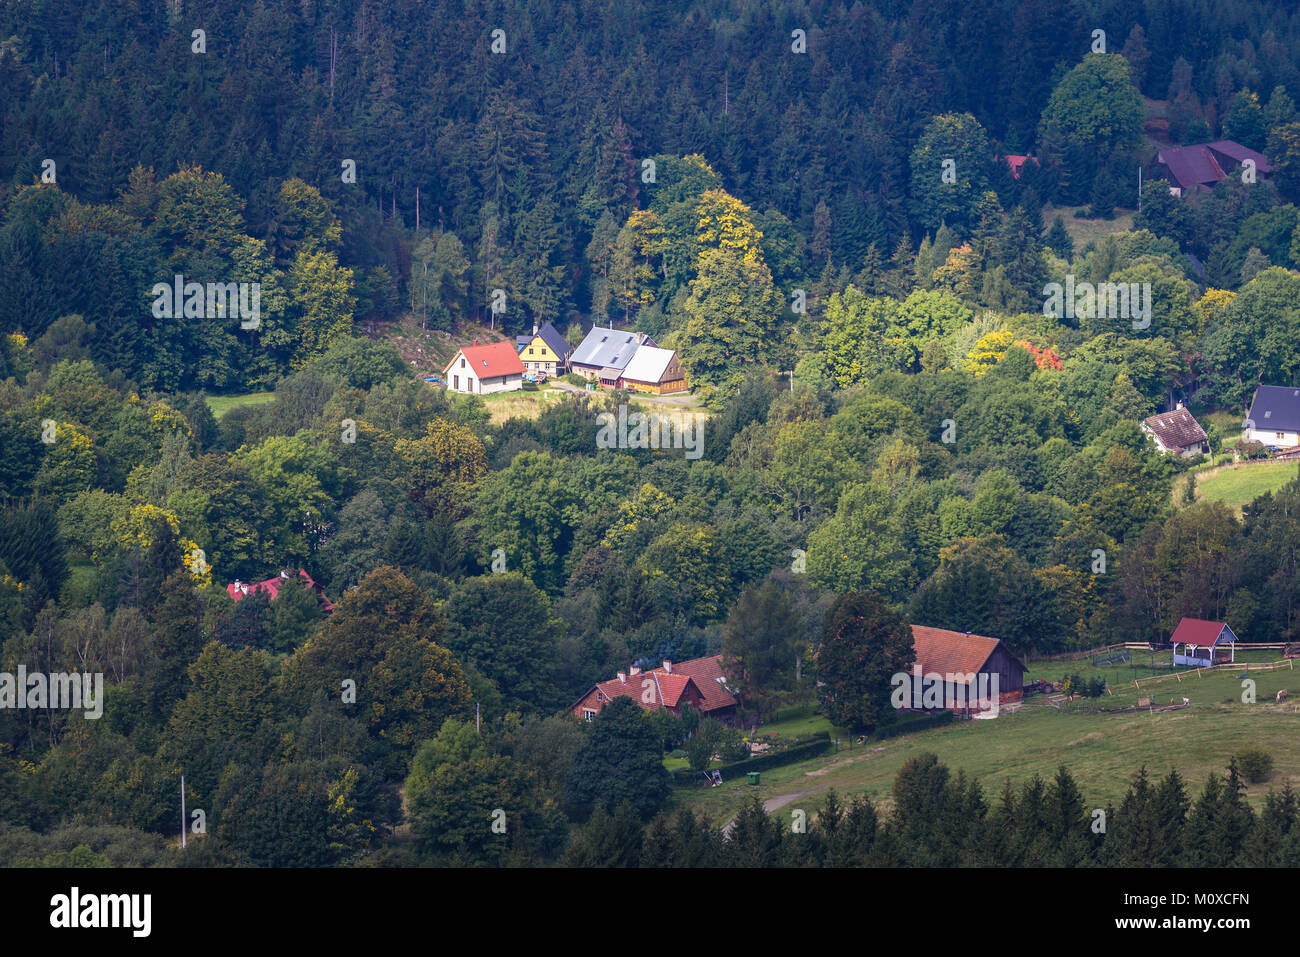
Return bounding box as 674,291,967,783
444,340,526,395
570,655,739,724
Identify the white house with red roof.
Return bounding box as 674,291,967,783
443,340,526,395
570,655,739,724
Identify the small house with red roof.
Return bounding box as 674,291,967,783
901,625,1027,713
444,340,526,395
1169,618,1238,668
1000,154,1039,181
227,569,334,613
570,655,739,724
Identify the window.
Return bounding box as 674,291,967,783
460,357,465,368
453,375,459,390
529,347,535,355
583,709,596,721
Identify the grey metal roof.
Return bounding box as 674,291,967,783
570,326,655,370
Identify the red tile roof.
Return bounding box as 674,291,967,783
660,655,738,713
1169,618,1232,646
910,625,1022,681
589,671,698,710
227,570,333,612
451,340,526,379
577,655,738,715
1002,154,1039,180
1143,408,1208,450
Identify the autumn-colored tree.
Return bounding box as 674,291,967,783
282,566,471,773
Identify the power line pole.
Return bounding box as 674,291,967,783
180,774,187,849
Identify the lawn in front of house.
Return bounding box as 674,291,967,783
1194,459,1299,511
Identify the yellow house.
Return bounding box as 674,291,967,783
514,320,571,376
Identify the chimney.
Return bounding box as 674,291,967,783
629,665,641,676
662,660,673,673
472,339,478,347
1176,400,1184,410
532,322,538,336
616,672,626,684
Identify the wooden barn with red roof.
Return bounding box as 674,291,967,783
903,625,1027,712
570,655,738,724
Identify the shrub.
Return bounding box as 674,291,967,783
1235,747,1274,783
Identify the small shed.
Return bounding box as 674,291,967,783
1169,618,1238,668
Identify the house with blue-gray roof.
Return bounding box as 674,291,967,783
569,324,657,386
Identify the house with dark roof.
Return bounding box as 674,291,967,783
227,569,334,613
570,655,738,724
443,340,526,395
569,325,656,384
1154,140,1271,196
900,626,1027,713
1169,618,1238,668
1245,384,1300,448
1142,406,1209,457
515,320,572,376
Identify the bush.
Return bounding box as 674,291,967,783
1062,673,1106,698
1235,746,1274,783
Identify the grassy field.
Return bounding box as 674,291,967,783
471,383,710,426
1024,646,1283,686
1193,459,1299,511
476,385,568,424
1041,203,1135,250
205,391,275,419
672,659,1300,826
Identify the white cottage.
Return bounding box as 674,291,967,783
444,340,526,395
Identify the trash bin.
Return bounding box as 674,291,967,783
746,771,760,786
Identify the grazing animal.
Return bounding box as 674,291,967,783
1182,697,1189,706
1278,689,1289,703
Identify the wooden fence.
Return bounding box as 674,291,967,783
1027,641,1295,665
1132,657,1294,688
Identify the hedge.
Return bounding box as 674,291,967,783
870,710,953,739
671,733,831,786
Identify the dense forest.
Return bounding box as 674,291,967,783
5,0,1300,867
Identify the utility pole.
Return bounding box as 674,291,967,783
476,702,481,733
1137,165,1142,212
180,775,187,849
